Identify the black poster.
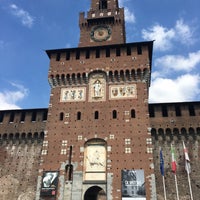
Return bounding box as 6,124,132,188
41,171,59,196
121,170,146,200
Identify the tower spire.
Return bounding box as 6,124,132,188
79,0,125,47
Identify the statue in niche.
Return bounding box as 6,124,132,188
93,79,102,97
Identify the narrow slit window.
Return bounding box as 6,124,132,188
66,51,70,60
77,112,81,120
95,111,99,119
137,45,142,55
112,110,117,119
9,112,15,122
162,105,168,117
149,105,155,117
20,111,26,122
43,110,48,121
106,48,110,57
96,49,100,58
188,104,195,116
85,50,90,59
60,112,64,121
0,111,5,123
131,109,136,118
76,51,80,60
116,47,121,56
31,111,37,121
127,46,131,55
175,105,181,116
56,53,61,61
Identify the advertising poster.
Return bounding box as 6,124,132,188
122,170,146,200
40,171,59,196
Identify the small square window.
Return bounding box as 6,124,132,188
61,149,67,155
43,141,48,147
62,140,68,146
147,147,153,153
109,134,115,139
124,111,129,116
78,135,83,141
125,139,131,145
125,148,131,153
107,146,112,152
146,138,152,144
41,150,48,155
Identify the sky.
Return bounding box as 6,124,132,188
0,0,200,110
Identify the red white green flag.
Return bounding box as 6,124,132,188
171,144,177,173
183,141,191,174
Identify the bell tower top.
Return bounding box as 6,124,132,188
91,0,119,10
79,0,125,47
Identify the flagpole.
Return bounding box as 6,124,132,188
174,174,180,200
183,141,194,200
162,175,167,200
160,147,167,200
187,171,193,200
171,144,179,200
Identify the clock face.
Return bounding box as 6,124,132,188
90,25,112,42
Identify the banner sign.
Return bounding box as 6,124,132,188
122,170,146,200
40,171,59,196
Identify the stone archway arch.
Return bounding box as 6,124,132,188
84,186,106,200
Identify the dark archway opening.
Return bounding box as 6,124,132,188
84,186,106,200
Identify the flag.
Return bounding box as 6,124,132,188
171,144,177,173
160,148,164,176
183,141,191,174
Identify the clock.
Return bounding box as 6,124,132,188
90,25,112,42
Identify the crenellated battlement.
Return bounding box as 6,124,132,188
0,108,47,144
149,102,200,142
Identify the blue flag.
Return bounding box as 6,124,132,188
160,149,164,176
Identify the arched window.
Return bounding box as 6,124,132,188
112,110,117,119
99,0,107,9
131,109,136,118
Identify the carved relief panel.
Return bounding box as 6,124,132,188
109,84,137,100
60,87,86,102
84,139,106,181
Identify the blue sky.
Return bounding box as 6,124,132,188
0,0,200,110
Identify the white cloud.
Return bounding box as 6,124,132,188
9,4,34,28
149,74,200,103
142,19,195,51
142,24,175,51
124,7,135,23
155,50,200,72
0,82,29,110
175,19,195,45
119,0,135,24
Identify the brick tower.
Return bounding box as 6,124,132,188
37,0,155,199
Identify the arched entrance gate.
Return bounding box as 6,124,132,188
84,186,106,200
